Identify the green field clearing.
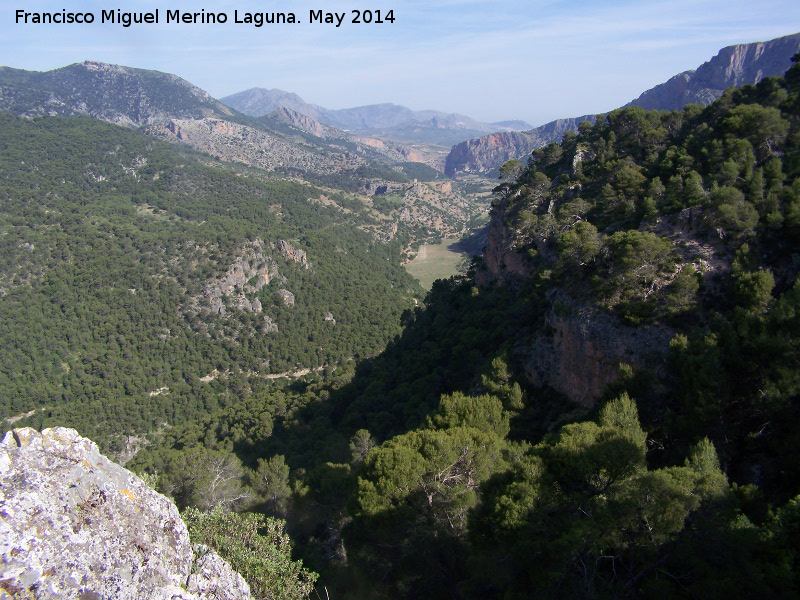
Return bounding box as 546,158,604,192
403,237,466,290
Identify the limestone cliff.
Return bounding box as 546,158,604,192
521,292,672,406
475,197,536,287
446,31,800,176
0,427,252,600
444,116,595,176
479,195,672,406
629,32,800,110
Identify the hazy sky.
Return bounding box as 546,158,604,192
3,1,800,125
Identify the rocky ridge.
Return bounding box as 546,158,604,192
445,31,800,175
628,32,800,110
0,427,251,600
444,116,594,176
0,61,236,126
150,117,365,175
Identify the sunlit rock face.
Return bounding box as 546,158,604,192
0,427,251,600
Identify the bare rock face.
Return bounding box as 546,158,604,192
629,32,800,110
445,131,535,176
521,293,673,406
264,107,336,138
187,239,279,316
276,240,309,268
0,427,251,600
262,315,279,333
277,289,295,307
444,116,595,176
475,195,538,288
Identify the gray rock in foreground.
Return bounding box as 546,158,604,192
0,427,252,600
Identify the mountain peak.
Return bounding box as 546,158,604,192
628,31,800,110
0,61,235,126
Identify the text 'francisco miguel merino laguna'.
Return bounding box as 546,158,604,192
15,9,396,27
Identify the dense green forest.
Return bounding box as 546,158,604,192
127,57,800,598
0,113,422,446
6,56,800,600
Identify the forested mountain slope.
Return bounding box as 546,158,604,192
0,61,484,239
0,61,397,176
0,113,422,448
0,60,240,126
7,44,800,600
130,57,800,599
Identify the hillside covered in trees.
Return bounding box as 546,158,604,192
5,50,800,600
0,113,423,447
125,56,800,598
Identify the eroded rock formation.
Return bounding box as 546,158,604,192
444,117,595,176
187,239,296,317
629,32,800,110
0,427,251,600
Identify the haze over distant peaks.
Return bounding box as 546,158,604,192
221,88,533,145
219,87,327,123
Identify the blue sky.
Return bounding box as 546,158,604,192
3,1,800,125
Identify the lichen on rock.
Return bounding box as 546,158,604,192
0,427,251,600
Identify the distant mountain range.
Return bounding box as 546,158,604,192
221,88,533,146
0,60,438,173
0,59,491,239
2,31,797,182
444,31,800,175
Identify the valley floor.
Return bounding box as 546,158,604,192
403,237,469,290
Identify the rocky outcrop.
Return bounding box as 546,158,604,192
276,239,309,267
191,240,279,317
0,427,251,600
629,32,800,111
475,197,535,287
264,107,336,138
151,117,365,175
520,293,673,406
262,315,279,333
277,289,295,307
444,116,595,176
